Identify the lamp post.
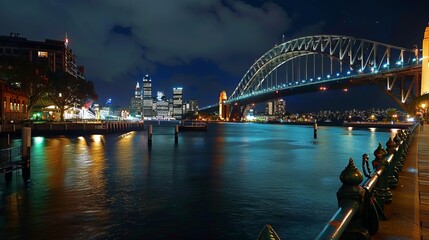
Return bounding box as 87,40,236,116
422,103,427,123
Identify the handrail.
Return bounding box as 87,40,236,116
315,201,359,240
314,123,418,239
259,122,419,240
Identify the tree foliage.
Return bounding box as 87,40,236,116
0,56,98,121
0,57,49,115
46,72,98,121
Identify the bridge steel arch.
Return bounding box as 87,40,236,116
228,35,421,112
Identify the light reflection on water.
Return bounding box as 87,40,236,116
0,123,394,239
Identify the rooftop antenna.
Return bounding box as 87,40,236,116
65,32,69,48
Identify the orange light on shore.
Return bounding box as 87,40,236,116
319,86,327,91
343,88,348,92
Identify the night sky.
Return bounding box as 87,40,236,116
1,0,429,112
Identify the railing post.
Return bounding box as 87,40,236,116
336,158,368,239
372,143,392,205
385,137,398,189
393,134,404,171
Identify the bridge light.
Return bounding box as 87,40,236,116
317,77,321,80
420,57,423,61
347,71,351,75
336,73,340,76
383,63,388,68
358,68,363,73
396,61,402,65
327,74,331,78
310,78,313,81
412,58,417,62
302,80,305,83
295,81,299,84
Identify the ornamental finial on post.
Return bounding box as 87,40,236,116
340,158,363,186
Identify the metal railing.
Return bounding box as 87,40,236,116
0,146,22,170
315,124,417,239
258,123,418,240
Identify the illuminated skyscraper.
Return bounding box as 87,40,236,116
129,82,142,117
143,75,153,117
173,87,183,120
155,91,169,118
266,98,285,116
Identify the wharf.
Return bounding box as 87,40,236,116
372,125,427,239
343,121,414,129
0,121,144,137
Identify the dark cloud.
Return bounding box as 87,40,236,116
1,0,428,109
0,0,296,106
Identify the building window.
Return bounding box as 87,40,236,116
3,98,6,111
38,51,48,58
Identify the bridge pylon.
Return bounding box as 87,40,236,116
422,23,429,95
219,91,229,121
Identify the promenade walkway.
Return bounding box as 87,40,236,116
372,125,428,239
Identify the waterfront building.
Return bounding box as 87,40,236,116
143,74,153,117
129,82,142,117
0,33,84,78
0,79,29,123
173,87,183,120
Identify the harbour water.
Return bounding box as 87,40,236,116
0,123,394,239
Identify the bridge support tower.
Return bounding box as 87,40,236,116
422,24,429,95
219,91,229,121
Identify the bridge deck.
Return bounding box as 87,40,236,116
372,125,426,239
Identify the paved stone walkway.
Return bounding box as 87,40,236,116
371,126,422,239
418,126,429,239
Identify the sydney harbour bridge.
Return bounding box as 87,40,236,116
200,30,429,121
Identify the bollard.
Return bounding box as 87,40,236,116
313,120,318,139
21,127,31,184
175,125,179,143
336,158,369,239
385,137,398,189
372,143,392,204
148,125,153,146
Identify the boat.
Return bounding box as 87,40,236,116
178,120,208,131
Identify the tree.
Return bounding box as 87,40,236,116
46,72,97,121
0,57,49,116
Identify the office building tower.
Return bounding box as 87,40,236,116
173,87,183,120
129,82,142,117
143,74,153,117
266,98,285,116
155,91,169,118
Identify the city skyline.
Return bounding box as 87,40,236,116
1,1,429,112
